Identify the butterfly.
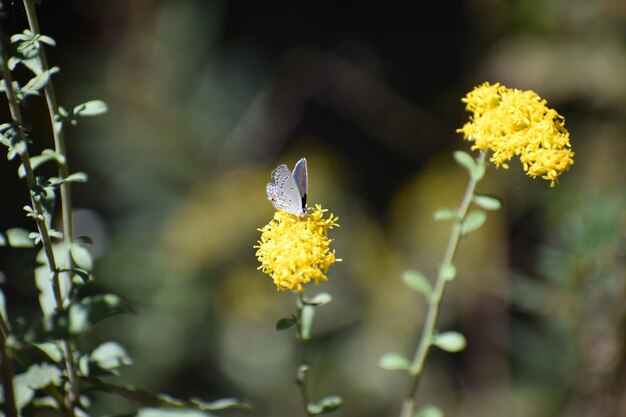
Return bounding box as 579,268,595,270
266,157,308,215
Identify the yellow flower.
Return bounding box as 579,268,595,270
457,82,574,186
255,204,340,292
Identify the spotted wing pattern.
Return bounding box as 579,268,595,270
266,163,305,214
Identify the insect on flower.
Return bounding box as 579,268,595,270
266,157,308,215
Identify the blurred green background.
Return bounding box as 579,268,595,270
1,1,625,416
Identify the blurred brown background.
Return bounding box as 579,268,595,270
1,1,625,416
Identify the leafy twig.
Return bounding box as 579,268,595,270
21,0,81,409
0,313,18,417
0,27,78,417
82,376,251,411
399,152,486,417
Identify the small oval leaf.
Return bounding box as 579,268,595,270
433,208,458,222
473,194,502,211
73,100,108,117
90,341,133,370
453,151,476,174
0,289,8,323
33,342,63,363
276,316,297,331
379,352,411,371
307,395,343,414
70,243,93,270
306,292,332,306
460,210,487,236
416,405,444,417
432,331,467,352
16,363,62,390
301,305,315,340
137,409,210,417
6,228,34,248
402,270,432,299
64,172,88,183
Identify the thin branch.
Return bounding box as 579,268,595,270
0,314,18,417
399,152,487,417
22,0,81,409
0,21,78,416
295,293,313,417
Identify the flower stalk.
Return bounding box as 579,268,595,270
399,152,486,417
295,293,314,417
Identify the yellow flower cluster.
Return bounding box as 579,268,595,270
256,205,340,292
458,82,574,186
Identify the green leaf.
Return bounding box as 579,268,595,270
90,341,133,370
17,57,41,75
78,294,130,325
439,264,457,281
73,100,108,117
39,35,56,46
415,405,444,417
0,233,6,246
75,236,93,245
189,397,250,411
472,162,486,181
68,304,90,335
453,151,476,174
6,228,34,247
32,396,59,409
14,381,34,410
137,409,211,417
276,316,297,331
402,270,432,299
17,149,64,178
454,151,486,181
15,363,62,390
59,267,93,285
11,31,31,42
305,292,333,306
460,210,487,236
307,396,343,414
301,305,315,340
26,294,130,341
64,172,88,183
0,288,8,323
433,208,458,221
473,194,502,211
432,331,467,352
379,352,411,371
79,354,90,377
20,67,59,96
33,342,63,363
70,242,93,270
83,377,250,411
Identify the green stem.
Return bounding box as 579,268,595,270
399,152,486,417
22,1,81,410
0,32,62,306
0,314,18,417
0,309,71,415
295,293,313,417
22,0,74,247
0,16,79,414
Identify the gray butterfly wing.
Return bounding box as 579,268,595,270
292,158,308,209
266,164,304,214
